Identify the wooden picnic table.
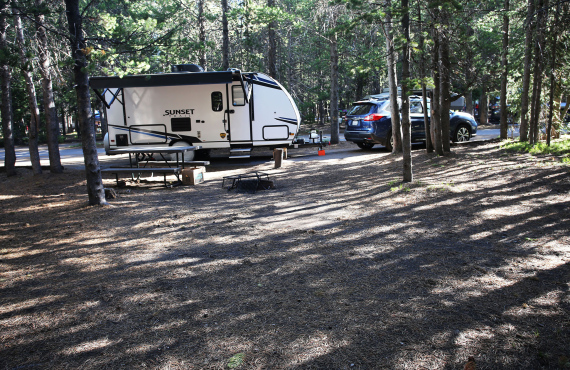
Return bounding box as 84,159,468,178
102,145,206,187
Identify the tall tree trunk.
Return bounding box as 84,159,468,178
329,32,339,144
13,1,42,174
221,0,229,70
244,0,253,70
197,0,206,69
519,0,535,142
35,0,63,173
439,23,451,153
431,27,443,156
529,0,547,144
384,0,401,153
372,66,380,94
355,74,365,100
418,2,432,153
546,2,560,146
0,0,16,176
64,0,107,205
529,70,543,144
465,92,473,116
479,83,488,125
267,0,276,77
61,107,67,136
286,28,293,94
499,0,510,140
422,85,432,152
75,108,81,138
464,26,475,118
401,0,412,182
561,94,570,123
100,99,108,137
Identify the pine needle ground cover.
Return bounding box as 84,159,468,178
1,141,569,369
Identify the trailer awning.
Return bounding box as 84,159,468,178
89,71,234,89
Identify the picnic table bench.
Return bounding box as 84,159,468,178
183,161,210,166
101,167,182,187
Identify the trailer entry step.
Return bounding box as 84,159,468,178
229,148,252,159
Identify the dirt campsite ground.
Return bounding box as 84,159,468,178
1,140,569,369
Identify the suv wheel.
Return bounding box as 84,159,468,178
454,125,471,142
385,131,393,152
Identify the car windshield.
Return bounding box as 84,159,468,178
410,100,423,113
348,104,376,116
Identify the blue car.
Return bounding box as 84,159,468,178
344,96,477,151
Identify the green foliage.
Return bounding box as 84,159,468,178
501,138,570,156
252,4,294,26
0,45,20,68
82,0,183,76
391,184,411,192
227,353,245,368
2,0,566,152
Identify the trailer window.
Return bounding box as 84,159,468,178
211,92,223,111
232,85,245,106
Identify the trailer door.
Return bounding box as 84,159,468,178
229,84,252,143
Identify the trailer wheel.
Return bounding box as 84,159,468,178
103,133,110,155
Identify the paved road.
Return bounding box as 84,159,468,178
1,143,125,170
0,127,515,170
296,125,515,143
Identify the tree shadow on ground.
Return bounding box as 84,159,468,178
0,142,569,369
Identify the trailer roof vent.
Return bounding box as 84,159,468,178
171,64,204,73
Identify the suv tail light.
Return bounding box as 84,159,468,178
363,113,385,121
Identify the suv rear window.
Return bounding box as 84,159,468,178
348,104,376,116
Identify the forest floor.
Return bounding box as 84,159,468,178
1,140,569,369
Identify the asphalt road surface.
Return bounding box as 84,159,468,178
0,127,513,170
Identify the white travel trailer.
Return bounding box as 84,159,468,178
90,65,301,159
